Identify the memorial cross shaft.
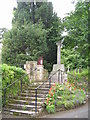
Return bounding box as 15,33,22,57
56,41,62,65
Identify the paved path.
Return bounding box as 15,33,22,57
0,101,89,119
41,101,89,118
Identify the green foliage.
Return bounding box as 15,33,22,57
63,100,74,109
2,1,89,71
56,100,62,107
61,49,88,69
2,22,47,67
2,64,29,105
63,1,89,68
68,69,88,92
46,104,55,113
2,2,63,71
45,83,86,113
2,64,28,88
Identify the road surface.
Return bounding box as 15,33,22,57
41,101,89,118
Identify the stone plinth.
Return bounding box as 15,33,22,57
50,64,65,83
53,64,65,71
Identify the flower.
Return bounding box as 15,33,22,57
79,88,81,91
76,100,79,104
83,88,85,91
50,87,52,91
51,93,53,96
49,87,52,94
54,90,55,92
52,83,56,86
74,88,76,91
47,98,49,104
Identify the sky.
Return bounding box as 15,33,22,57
0,0,77,29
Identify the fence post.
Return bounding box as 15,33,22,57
58,69,60,83
35,88,37,113
49,77,51,89
21,79,22,93
3,89,6,107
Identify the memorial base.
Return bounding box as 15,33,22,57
50,64,65,83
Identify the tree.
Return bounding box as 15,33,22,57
61,48,88,69
2,1,63,71
2,22,47,67
62,0,89,68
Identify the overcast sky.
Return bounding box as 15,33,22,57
0,0,77,29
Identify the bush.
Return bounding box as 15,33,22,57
2,64,29,106
68,69,88,92
46,104,55,113
44,83,86,113
56,100,62,107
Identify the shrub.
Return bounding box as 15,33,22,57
56,100,62,107
2,64,29,106
68,69,88,92
45,83,86,113
46,104,55,113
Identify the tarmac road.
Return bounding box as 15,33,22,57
41,101,89,118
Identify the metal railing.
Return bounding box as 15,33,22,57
35,69,65,113
2,66,87,113
34,68,88,113
2,68,37,107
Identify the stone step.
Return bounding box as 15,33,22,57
27,87,49,91
3,108,37,116
27,82,55,89
3,79,52,117
9,96,45,102
5,104,41,111
24,90,49,94
9,99,43,106
20,92,48,98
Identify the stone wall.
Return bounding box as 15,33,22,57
24,61,48,82
24,61,37,82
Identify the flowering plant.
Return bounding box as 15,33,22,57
44,83,86,113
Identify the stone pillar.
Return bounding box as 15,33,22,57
24,61,37,82
56,41,61,65
36,65,43,81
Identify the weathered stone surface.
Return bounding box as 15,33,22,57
24,61,37,82
50,41,66,83
24,61,48,82
36,65,43,81
56,41,62,65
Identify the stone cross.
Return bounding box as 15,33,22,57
67,65,70,72
56,41,62,64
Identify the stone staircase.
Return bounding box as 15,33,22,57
3,80,51,117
